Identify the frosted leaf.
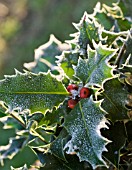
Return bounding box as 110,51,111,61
0,136,26,161
72,12,101,56
59,51,79,79
101,30,128,46
24,34,69,80
64,97,110,169
11,164,28,170
0,70,68,114
75,42,116,87
50,129,68,161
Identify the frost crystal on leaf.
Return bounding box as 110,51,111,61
0,70,68,114
64,97,110,169
75,42,116,87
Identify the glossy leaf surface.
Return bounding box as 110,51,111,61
64,97,109,169
0,71,68,113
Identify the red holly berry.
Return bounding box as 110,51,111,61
68,99,78,109
67,84,78,93
80,87,90,98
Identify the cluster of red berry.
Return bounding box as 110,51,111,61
67,84,90,109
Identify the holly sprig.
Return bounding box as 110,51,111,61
0,1,132,170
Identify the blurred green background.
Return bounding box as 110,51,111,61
0,0,131,169
0,0,119,79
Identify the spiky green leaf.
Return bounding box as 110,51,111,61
75,42,116,86
0,136,27,161
0,71,68,114
11,164,28,170
101,30,127,46
24,35,69,74
0,116,23,130
64,97,109,169
72,12,100,55
50,129,68,161
59,51,79,79
39,100,69,127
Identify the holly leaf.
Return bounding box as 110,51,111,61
94,9,114,30
72,12,100,55
11,164,28,170
0,70,68,114
63,97,109,169
101,78,129,122
26,112,44,126
102,3,131,32
24,34,69,74
94,2,131,32
102,3,123,20
119,0,132,20
75,42,116,87
0,136,27,161
0,116,23,130
59,51,79,79
101,30,127,46
39,100,69,127
50,128,68,161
